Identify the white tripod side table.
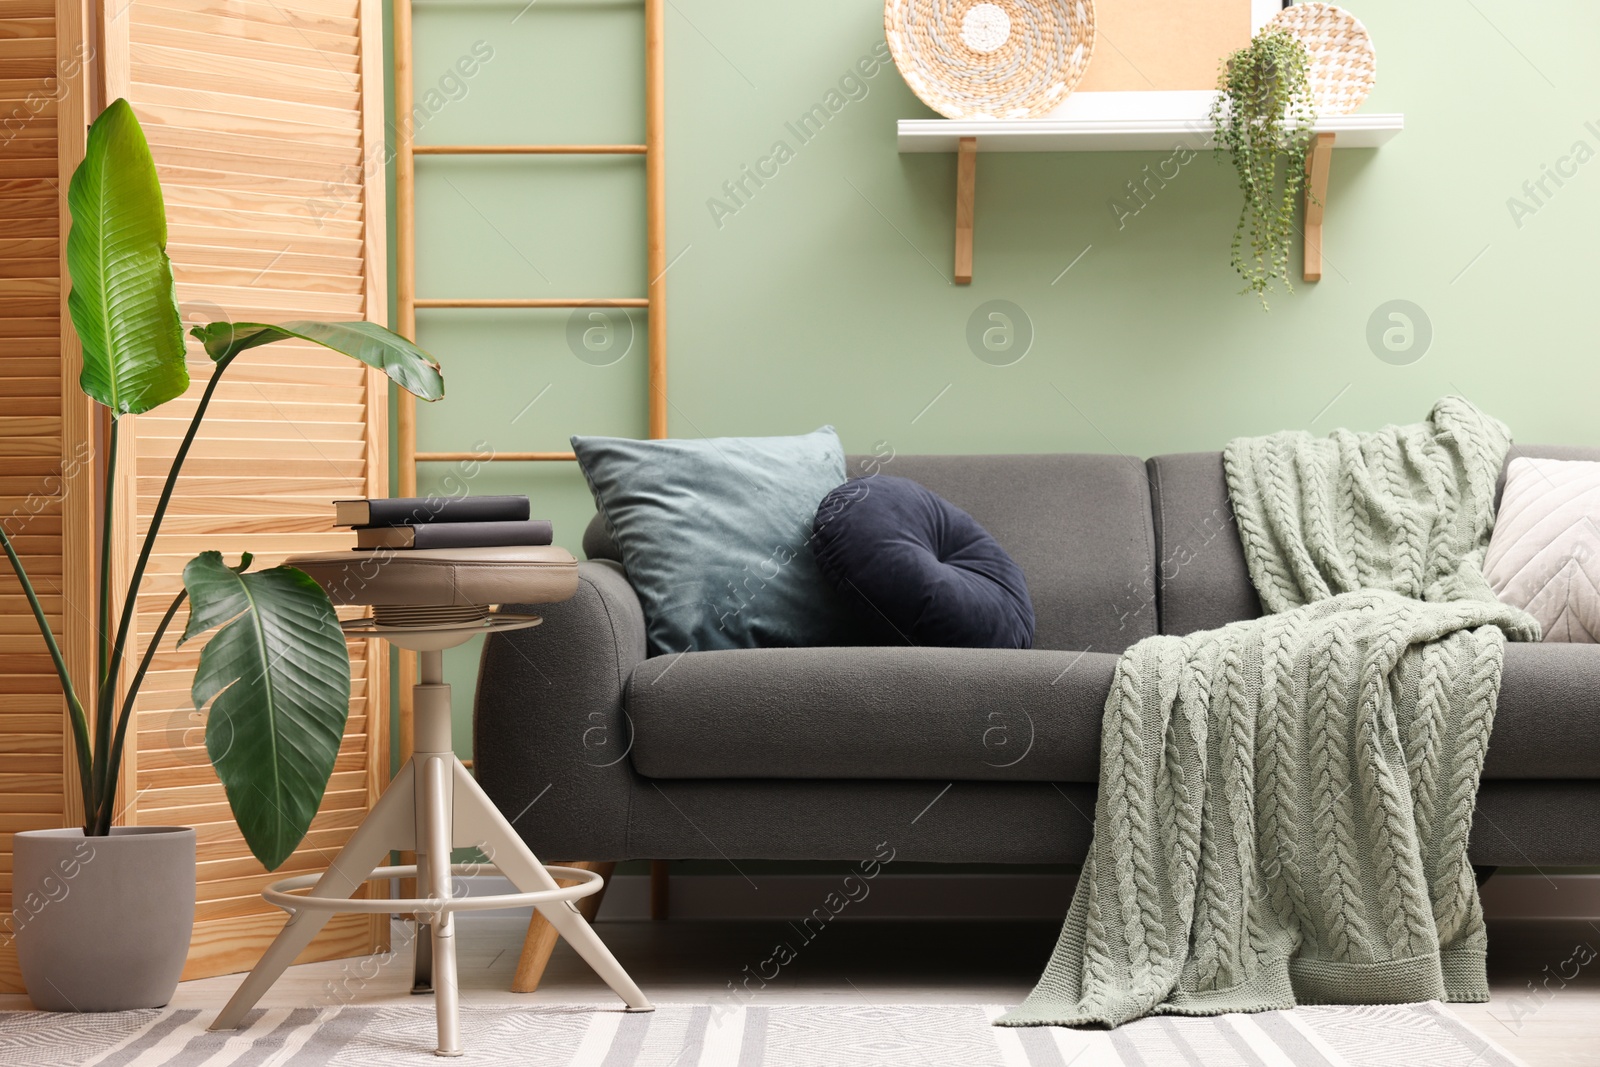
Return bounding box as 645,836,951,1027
210,546,652,1056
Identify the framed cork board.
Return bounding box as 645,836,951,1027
1044,0,1283,119
1076,0,1255,92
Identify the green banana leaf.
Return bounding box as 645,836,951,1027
180,551,351,871
190,320,444,401
67,98,188,414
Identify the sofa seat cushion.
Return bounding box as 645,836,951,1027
629,646,1118,783
626,642,1600,783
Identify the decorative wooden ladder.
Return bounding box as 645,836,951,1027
392,0,671,994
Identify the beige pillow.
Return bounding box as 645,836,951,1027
1485,457,1600,642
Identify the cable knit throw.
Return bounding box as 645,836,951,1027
1001,398,1538,1028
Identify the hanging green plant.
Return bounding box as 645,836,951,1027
1210,28,1317,305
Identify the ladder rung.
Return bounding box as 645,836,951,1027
414,298,648,309
413,144,647,155
415,452,577,462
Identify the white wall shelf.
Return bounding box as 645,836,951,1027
897,112,1404,153
900,110,1404,284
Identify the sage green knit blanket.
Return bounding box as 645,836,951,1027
1001,397,1538,1028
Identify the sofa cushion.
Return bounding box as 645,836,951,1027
628,646,1118,782
843,453,1156,653
572,427,867,654
1485,457,1600,641
627,641,1600,783
812,476,1035,649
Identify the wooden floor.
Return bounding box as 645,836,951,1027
3,915,1596,1063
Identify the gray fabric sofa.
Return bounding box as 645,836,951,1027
474,446,1600,869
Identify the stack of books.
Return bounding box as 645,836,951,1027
335,494,553,550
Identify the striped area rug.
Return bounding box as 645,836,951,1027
0,1002,1524,1066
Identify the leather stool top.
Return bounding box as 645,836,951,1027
287,545,579,607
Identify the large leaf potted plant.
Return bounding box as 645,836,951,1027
2,99,444,1011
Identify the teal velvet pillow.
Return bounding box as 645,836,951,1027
572,427,863,654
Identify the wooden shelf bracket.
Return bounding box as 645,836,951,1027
1302,131,1336,283
954,137,976,285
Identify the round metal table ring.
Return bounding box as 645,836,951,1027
262,863,605,916
339,611,543,642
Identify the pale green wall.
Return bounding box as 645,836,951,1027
389,1,1600,745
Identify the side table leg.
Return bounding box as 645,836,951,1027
511,861,614,993
450,761,652,1011
412,922,433,994
413,818,432,994
212,762,418,1031
422,754,462,1056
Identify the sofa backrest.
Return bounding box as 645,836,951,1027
1147,452,1262,636
1499,444,1600,508
583,452,1158,653
1149,443,1600,637
845,452,1157,653
584,441,1600,647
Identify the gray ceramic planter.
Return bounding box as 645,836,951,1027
12,826,196,1011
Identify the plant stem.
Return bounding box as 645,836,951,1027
0,522,95,820
90,416,118,819
98,354,234,826
95,589,186,835
98,417,117,686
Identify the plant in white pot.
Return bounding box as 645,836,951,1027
1,99,444,1011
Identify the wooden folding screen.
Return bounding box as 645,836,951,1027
0,0,391,991
100,0,391,979
0,0,95,994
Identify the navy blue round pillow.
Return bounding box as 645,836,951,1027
812,476,1035,649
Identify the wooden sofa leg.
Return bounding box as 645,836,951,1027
511,861,615,993
651,860,670,920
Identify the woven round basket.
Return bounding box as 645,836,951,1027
885,0,1096,120
1265,2,1375,115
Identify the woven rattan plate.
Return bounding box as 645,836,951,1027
1266,2,1376,115
885,0,1096,120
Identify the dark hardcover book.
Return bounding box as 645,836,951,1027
353,519,553,551
335,495,529,527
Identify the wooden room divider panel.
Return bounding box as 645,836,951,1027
0,0,390,992
0,0,96,995
99,0,391,980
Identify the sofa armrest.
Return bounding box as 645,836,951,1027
473,559,644,860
